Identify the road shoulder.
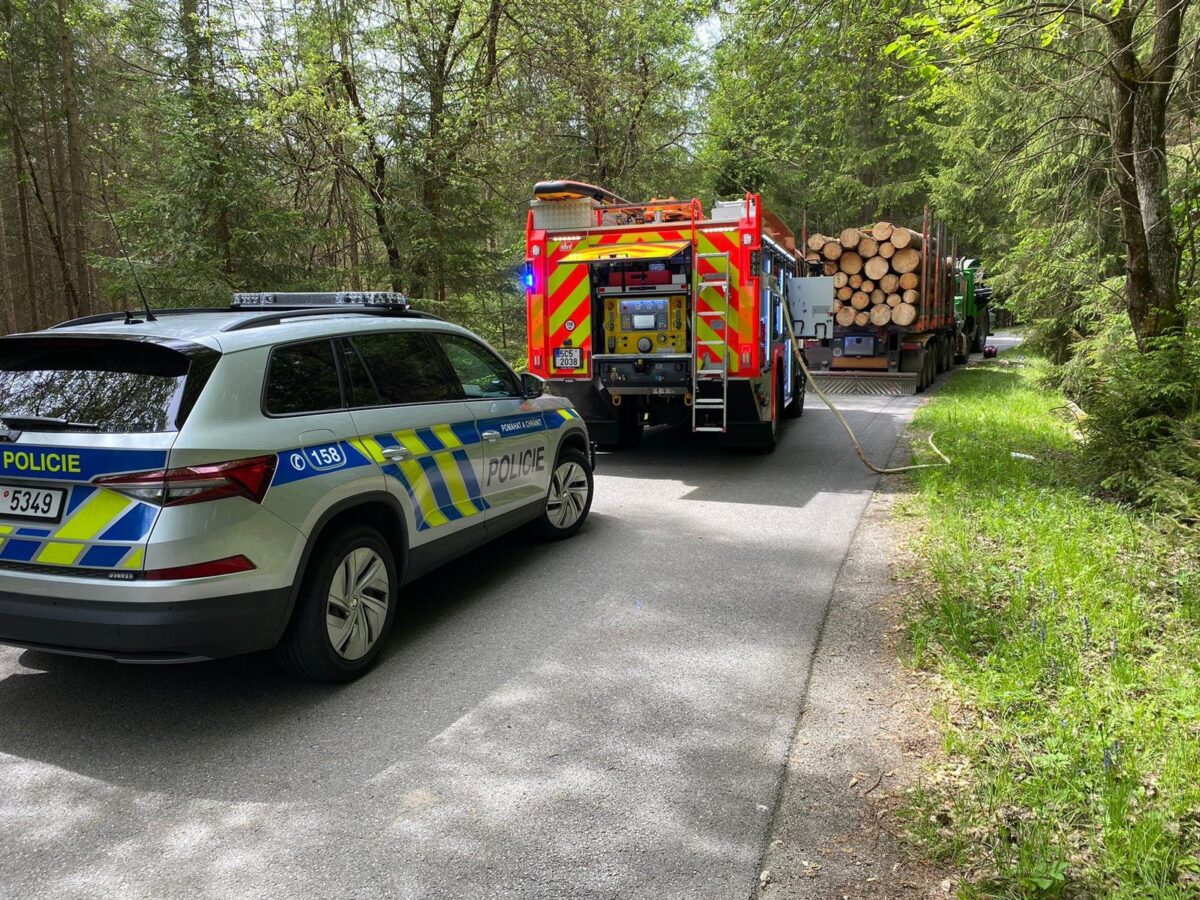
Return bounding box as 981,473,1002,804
755,442,949,900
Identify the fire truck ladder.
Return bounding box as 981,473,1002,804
692,251,732,433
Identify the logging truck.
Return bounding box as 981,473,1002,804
788,211,988,395
523,181,804,452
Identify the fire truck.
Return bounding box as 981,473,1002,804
523,181,804,452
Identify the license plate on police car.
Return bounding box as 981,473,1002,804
553,348,582,369
0,484,66,522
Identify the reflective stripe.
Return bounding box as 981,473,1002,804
431,423,462,449
398,458,449,528
122,547,144,570
348,437,386,464
55,491,132,541
394,430,431,457
37,541,82,566
432,453,479,519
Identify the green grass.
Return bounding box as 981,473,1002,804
898,355,1200,898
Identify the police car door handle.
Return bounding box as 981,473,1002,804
381,446,409,461
481,430,501,443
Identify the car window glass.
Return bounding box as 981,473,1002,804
436,334,521,399
0,339,197,433
338,339,383,408
265,340,343,415
348,332,460,405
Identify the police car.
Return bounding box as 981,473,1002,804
0,293,593,682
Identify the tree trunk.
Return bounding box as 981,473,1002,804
6,109,36,329
0,199,14,333
1106,8,1186,345
56,0,91,316
1128,0,1187,339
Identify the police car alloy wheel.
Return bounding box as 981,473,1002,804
276,525,398,683
326,546,390,661
534,447,593,540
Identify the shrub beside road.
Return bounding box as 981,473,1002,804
897,356,1200,896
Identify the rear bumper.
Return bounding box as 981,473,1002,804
0,585,292,662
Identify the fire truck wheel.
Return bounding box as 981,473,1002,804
613,401,643,449
533,447,594,541
784,367,804,419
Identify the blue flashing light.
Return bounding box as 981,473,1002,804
523,263,535,291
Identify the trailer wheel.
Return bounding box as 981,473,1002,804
914,351,928,393
971,308,990,354
936,336,949,374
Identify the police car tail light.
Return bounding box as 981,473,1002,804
96,456,277,506
144,555,256,581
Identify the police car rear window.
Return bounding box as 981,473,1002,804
0,338,201,433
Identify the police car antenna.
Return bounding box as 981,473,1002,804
101,188,156,322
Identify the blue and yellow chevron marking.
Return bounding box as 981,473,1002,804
0,486,154,570
274,408,582,530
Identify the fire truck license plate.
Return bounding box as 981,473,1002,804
553,348,582,369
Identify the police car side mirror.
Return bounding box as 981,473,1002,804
520,372,545,398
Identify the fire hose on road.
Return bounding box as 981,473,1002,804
785,315,951,475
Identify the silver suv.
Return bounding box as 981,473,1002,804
0,293,593,682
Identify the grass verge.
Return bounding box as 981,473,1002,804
898,355,1200,898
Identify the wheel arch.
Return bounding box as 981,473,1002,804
556,426,590,462
272,492,410,644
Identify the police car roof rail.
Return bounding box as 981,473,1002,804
50,308,230,329
218,306,442,332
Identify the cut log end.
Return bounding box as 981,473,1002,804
869,304,892,326
892,303,918,326
872,221,894,241
863,255,890,281
838,251,863,275
836,306,856,327
839,227,861,249
892,247,921,274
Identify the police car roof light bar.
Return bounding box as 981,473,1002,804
230,291,410,310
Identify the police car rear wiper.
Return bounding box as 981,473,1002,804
0,415,101,432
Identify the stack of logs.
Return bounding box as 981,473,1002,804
805,223,923,328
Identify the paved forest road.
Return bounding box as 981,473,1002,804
0,385,930,900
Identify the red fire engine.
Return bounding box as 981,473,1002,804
524,181,805,452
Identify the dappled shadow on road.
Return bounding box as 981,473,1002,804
0,494,846,898
0,385,933,897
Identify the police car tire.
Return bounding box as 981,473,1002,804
275,525,399,683
533,447,594,541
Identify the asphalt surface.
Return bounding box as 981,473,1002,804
0,384,928,900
